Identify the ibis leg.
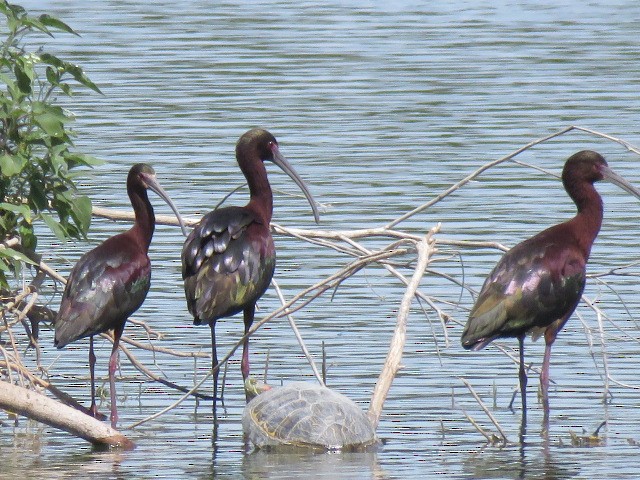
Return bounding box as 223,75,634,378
241,306,255,382
518,334,527,413
210,322,219,408
108,323,125,429
541,338,553,433
540,338,553,397
88,336,99,418
241,305,255,402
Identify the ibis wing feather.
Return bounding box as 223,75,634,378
55,234,151,347
462,230,586,350
182,207,275,324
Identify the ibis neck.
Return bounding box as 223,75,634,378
245,161,273,224
129,189,155,251
572,185,603,259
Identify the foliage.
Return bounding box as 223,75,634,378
0,1,101,288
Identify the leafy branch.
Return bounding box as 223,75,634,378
0,0,101,289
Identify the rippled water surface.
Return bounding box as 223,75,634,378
4,1,640,478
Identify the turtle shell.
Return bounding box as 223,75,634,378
243,382,377,451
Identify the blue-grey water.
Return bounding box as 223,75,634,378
4,1,640,478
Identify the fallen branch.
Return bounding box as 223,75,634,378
0,380,134,450
368,228,437,429
0,359,100,418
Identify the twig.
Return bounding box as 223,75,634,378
127,318,163,340
385,125,640,229
271,279,324,386
385,126,577,229
99,333,214,401
460,377,509,445
460,408,497,445
92,205,199,228
118,334,209,359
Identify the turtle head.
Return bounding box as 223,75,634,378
244,377,272,402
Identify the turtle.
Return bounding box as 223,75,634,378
242,379,378,452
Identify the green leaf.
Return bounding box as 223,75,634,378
39,55,102,94
33,111,65,137
38,52,64,69
0,153,27,176
18,222,37,251
49,150,67,175
2,2,26,21
64,64,102,94
38,14,79,36
20,16,53,37
0,202,31,221
70,194,92,235
0,2,13,17
32,102,70,138
3,3,24,34
13,63,32,94
65,152,103,167
29,180,47,210
32,101,69,119
0,246,37,266
39,211,67,241
45,65,59,85
0,73,15,90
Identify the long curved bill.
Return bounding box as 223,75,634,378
271,145,320,223
603,166,640,199
142,172,189,236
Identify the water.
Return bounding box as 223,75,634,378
3,0,640,478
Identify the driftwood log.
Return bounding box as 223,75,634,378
0,381,134,450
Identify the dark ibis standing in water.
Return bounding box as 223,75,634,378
182,128,319,406
55,164,187,428
461,150,640,419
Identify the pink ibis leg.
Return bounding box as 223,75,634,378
541,337,554,433
108,323,125,429
241,306,255,400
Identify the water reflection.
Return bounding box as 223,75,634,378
462,444,580,480
64,451,129,479
242,450,387,480
3,432,132,480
